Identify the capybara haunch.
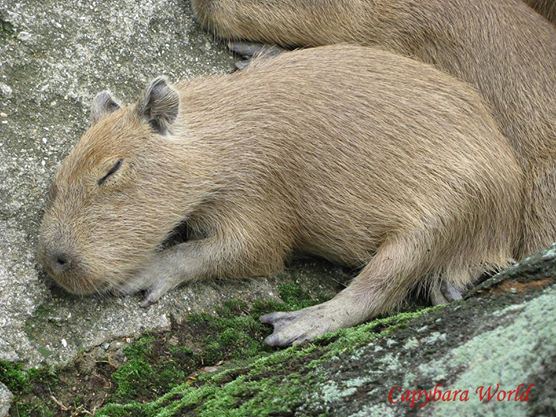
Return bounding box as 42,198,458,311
192,0,556,258
38,46,523,345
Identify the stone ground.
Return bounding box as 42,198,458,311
0,1,555,416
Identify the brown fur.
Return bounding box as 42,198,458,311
39,45,523,344
192,0,556,258
524,0,556,23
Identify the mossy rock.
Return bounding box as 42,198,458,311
4,246,554,417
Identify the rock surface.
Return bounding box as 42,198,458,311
0,0,343,385
0,2,347,413
0,382,12,417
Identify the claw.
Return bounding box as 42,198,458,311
140,290,161,308
264,332,301,347
140,297,153,308
141,280,174,307
260,311,293,324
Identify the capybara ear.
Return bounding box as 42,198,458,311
90,91,121,125
137,76,180,135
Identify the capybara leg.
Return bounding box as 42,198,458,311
191,0,349,47
520,166,556,258
261,236,434,346
261,296,366,346
228,41,287,70
116,240,211,305
118,232,287,306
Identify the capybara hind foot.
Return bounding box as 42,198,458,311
228,41,286,59
261,306,338,346
228,41,286,69
261,296,368,346
430,282,464,305
261,280,463,346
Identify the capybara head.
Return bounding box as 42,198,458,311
38,77,195,294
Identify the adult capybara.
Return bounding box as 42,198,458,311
192,0,556,258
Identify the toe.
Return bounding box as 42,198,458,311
141,284,169,307
117,278,149,296
140,297,153,308
263,333,284,347
264,331,301,347
260,311,292,324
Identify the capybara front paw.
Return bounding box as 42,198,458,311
116,271,154,296
140,279,177,307
116,262,181,306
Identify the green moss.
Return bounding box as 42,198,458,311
8,279,430,416
185,282,328,366
9,403,57,417
106,282,325,405
111,336,156,401
111,335,188,403
0,360,29,392
97,306,439,416
0,360,57,394
312,307,441,362
187,311,263,365
276,282,323,309
0,360,58,417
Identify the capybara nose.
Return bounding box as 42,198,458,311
50,252,72,274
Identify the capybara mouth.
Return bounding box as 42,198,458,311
45,270,108,296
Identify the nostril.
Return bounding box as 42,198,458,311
51,253,71,272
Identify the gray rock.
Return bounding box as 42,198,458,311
2,3,555,417
0,0,339,369
0,383,12,417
